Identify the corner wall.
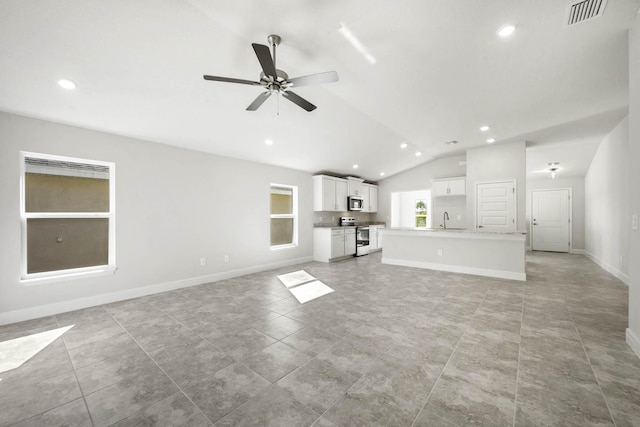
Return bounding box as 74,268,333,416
627,13,640,358
0,112,314,323
584,116,629,284
466,141,527,231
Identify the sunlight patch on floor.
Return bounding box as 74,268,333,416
277,270,334,303
0,325,74,374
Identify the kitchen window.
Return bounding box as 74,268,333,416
20,152,116,282
270,184,298,248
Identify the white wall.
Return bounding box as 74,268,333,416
466,141,527,231
0,112,314,323
584,116,629,283
526,177,585,251
627,14,640,357
375,155,466,224
394,190,430,228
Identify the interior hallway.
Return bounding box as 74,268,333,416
0,251,638,426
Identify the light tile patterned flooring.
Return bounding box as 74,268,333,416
1,251,639,426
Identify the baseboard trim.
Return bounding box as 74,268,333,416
570,249,586,255
584,251,629,285
626,329,640,360
382,257,526,281
0,256,313,326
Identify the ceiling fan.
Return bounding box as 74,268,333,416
203,34,338,112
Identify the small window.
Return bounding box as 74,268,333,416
415,199,428,228
270,184,297,248
20,152,115,281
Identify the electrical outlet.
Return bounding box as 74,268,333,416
200,258,207,266
620,255,624,266
633,214,639,230
319,216,323,222
224,254,229,263
437,249,443,256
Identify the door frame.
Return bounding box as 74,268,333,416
474,180,517,230
529,187,573,252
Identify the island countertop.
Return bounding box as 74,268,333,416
381,227,527,240
380,227,527,280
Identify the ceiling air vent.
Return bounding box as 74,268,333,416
566,0,608,26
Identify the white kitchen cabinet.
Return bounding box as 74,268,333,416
365,184,378,212
432,177,466,196
314,175,348,211
347,177,365,196
369,225,386,251
314,228,356,262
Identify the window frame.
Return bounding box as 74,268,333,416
19,151,116,283
269,183,298,250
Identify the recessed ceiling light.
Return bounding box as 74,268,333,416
487,138,496,143
497,24,516,38
353,164,359,169
415,151,422,157
57,79,76,90
380,172,385,176
400,143,408,149
265,139,273,146
480,125,490,132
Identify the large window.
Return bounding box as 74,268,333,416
20,152,115,281
270,184,297,248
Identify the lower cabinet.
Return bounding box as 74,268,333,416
314,228,356,262
369,225,386,251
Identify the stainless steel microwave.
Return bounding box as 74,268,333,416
348,196,364,211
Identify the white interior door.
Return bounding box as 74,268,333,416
476,181,516,231
531,189,570,252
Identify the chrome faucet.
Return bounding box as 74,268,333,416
443,211,449,229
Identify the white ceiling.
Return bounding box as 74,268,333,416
0,0,637,181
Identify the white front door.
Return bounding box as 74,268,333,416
531,189,570,252
476,181,516,231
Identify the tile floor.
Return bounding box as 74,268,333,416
1,251,639,426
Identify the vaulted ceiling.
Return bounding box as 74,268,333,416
0,0,637,180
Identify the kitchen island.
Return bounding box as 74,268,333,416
379,228,527,281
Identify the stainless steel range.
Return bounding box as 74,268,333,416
340,217,369,256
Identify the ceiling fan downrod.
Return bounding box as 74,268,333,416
267,34,281,70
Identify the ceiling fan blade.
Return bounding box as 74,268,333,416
286,71,339,88
282,90,316,111
252,43,277,79
203,75,262,86
246,92,271,111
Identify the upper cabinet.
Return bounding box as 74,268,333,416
314,175,378,212
432,177,466,197
314,175,348,211
363,183,378,212
347,177,365,196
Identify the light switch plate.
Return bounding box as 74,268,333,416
633,214,639,230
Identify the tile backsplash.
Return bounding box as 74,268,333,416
313,211,376,226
